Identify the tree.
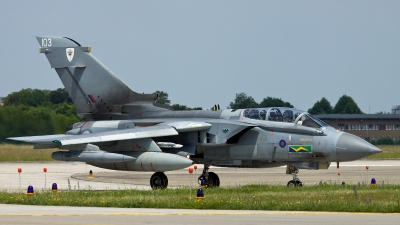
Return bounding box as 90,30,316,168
308,97,333,114
0,105,80,142
259,97,294,108
154,91,171,106
333,95,363,114
49,88,72,104
229,93,258,109
3,88,50,107
53,102,78,117
170,104,202,110
375,111,390,114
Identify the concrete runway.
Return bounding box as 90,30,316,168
2,160,399,191
1,160,400,224
1,204,400,225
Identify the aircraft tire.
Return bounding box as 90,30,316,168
197,172,220,187
150,172,168,189
287,180,297,187
208,172,220,187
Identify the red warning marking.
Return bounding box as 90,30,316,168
140,162,146,172
270,132,274,136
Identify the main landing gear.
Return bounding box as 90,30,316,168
286,165,303,187
150,172,168,189
198,166,220,187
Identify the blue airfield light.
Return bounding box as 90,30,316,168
197,188,204,197
200,179,207,188
52,183,58,193
196,187,205,201
26,185,35,197
371,178,376,187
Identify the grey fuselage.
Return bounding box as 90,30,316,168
72,106,376,171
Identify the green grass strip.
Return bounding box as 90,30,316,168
1,184,400,212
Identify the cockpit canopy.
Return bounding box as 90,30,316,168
242,107,329,128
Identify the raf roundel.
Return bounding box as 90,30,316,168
279,139,286,148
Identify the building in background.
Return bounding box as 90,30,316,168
315,114,400,142
392,105,400,114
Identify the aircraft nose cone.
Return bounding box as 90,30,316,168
335,133,382,161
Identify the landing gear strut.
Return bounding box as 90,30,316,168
198,165,220,187
150,172,168,189
286,165,303,187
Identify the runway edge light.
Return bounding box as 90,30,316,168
26,185,35,197
52,183,58,194
196,187,205,201
371,178,376,187
200,179,207,188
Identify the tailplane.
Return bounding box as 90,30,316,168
36,36,163,117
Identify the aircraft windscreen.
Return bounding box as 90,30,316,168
242,107,330,128
243,107,304,123
308,114,329,127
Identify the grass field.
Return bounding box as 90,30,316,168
365,145,400,159
0,144,54,162
0,144,399,162
1,184,400,212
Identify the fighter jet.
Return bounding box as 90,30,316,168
9,36,382,188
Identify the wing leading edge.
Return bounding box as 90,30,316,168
8,125,178,149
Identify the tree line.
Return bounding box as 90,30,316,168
159,91,363,114
0,88,364,142
0,88,79,142
224,92,362,114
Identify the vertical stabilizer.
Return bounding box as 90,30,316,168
36,36,157,115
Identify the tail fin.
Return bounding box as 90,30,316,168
36,36,159,116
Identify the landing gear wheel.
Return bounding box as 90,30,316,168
207,172,220,187
287,179,303,187
287,180,297,187
286,165,302,187
197,166,220,187
150,172,168,189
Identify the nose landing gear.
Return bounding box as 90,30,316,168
197,166,220,187
286,165,303,187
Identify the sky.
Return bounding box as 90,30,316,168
1,1,399,113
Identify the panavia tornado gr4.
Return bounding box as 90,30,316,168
9,36,382,188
